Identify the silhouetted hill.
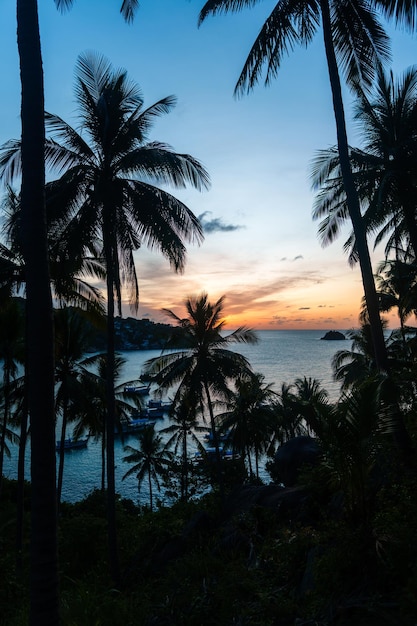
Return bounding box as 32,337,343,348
88,316,182,352
9,298,180,352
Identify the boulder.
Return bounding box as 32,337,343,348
320,330,345,340
272,436,321,487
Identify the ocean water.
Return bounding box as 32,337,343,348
3,329,347,504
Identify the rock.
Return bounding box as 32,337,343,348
272,436,321,487
320,330,345,340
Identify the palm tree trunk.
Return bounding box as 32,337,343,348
203,380,224,496
183,431,188,502
57,402,68,509
103,224,120,586
17,0,59,622
320,0,388,373
0,368,11,497
16,380,28,575
101,429,106,491
148,468,153,511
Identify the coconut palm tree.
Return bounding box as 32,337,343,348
311,65,417,263
271,382,308,445
199,0,390,372
160,390,207,501
332,325,380,391
144,294,257,483
12,0,139,613
54,306,105,507
371,259,417,341
122,425,173,511
292,377,333,440
323,379,395,523
217,372,277,479
0,186,106,315
71,352,141,491
1,50,209,584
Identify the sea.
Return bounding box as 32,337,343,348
2,329,348,505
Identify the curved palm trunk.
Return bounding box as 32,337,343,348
17,0,59,622
320,0,388,373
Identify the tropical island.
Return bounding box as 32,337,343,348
1,1,417,625
320,330,346,340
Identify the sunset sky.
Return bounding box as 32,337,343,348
0,1,415,330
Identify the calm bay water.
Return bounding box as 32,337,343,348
3,329,347,504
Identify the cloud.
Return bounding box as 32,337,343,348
198,211,244,234
299,307,310,310
280,255,304,262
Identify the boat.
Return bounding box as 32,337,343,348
194,445,240,463
115,417,156,435
144,399,173,418
56,437,88,451
203,430,230,444
124,384,150,396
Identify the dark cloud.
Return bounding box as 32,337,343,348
198,211,244,234
280,255,303,262
299,307,310,310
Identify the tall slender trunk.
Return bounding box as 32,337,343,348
17,0,59,623
0,366,11,497
320,0,388,372
57,398,68,510
148,468,153,511
204,380,224,496
16,373,28,574
183,431,188,502
101,428,106,491
103,224,120,586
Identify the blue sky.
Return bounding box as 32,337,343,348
0,0,416,329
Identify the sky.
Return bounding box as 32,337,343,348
0,1,416,330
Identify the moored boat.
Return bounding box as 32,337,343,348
124,384,151,396
115,416,156,435
56,437,88,451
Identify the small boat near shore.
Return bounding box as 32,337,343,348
124,384,151,396
194,446,240,463
144,399,173,418
115,417,156,435
56,437,88,451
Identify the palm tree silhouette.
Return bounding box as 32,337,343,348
54,307,104,507
123,425,173,511
217,372,276,479
144,294,257,484
311,65,417,261
160,390,207,502
199,0,391,371
2,50,209,584
13,0,139,612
